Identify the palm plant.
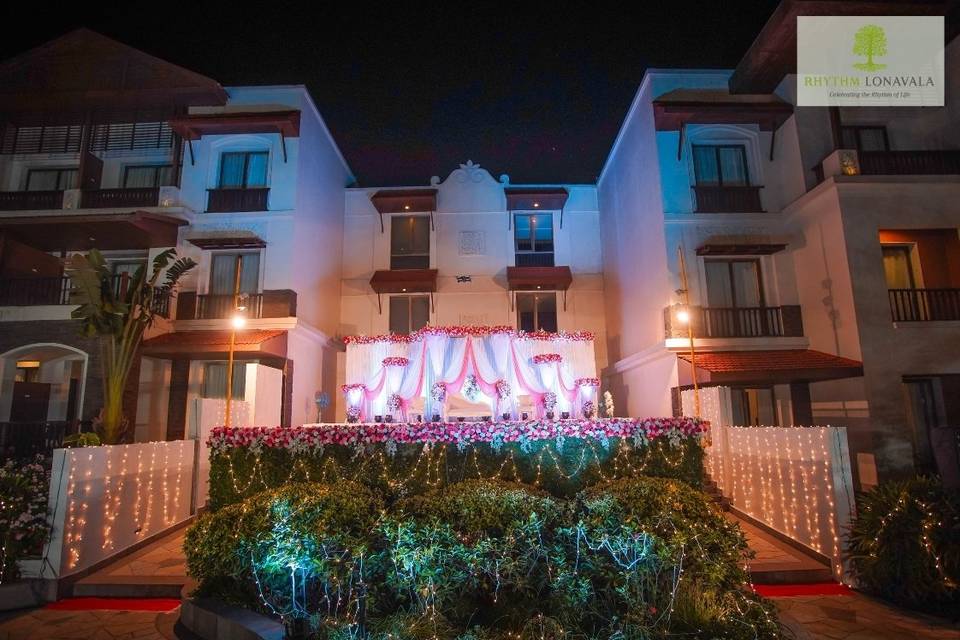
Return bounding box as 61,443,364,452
66,248,195,444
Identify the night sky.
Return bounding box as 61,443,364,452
1,2,780,186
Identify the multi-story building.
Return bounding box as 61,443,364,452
0,29,352,446
599,1,960,487
337,160,606,415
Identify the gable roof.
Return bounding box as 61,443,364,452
0,28,227,124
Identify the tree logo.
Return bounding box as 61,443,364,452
852,24,888,71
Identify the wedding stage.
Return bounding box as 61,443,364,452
341,325,600,423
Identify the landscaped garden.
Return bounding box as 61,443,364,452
185,418,782,639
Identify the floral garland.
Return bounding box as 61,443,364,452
382,357,410,368
207,417,708,453
430,382,447,403
575,377,600,387
495,379,512,400
343,326,594,345
341,383,367,394
386,393,403,412
532,353,562,365
462,374,481,403
543,391,557,412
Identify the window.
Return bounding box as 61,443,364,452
218,151,269,188
209,252,260,295
514,214,554,266
516,292,558,332
840,125,889,152
692,145,750,186
389,295,430,334
25,168,77,191
730,386,778,426
202,362,246,399
704,259,764,308
123,165,173,188
882,245,918,289
390,216,430,270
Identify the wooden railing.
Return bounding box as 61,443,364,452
666,305,804,338
691,185,764,213
0,275,170,316
515,252,555,267
206,187,269,213
0,421,69,460
80,187,159,209
858,150,960,176
186,290,297,320
0,190,63,210
889,288,960,322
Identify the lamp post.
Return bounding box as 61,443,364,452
225,256,246,428
676,246,700,419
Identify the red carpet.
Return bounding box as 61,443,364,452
46,597,181,612
753,582,853,597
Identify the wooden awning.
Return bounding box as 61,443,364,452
0,211,186,251
677,349,863,384
370,269,438,294
696,243,787,256
504,187,568,211
0,29,227,125
506,266,573,291
142,329,287,359
186,235,267,250
369,189,438,232
167,111,301,140
653,89,793,132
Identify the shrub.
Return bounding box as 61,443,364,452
0,456,50,582
185,481,383,615
848,477,960,615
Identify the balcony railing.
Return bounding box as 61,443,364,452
180,289,297,320
80,187,160,209
665,305,804,339
0,275,170,316
858,150,960,176
0,421,69,460
206,187,269,213
889,288,960,322
692,185,764,213
0,190,64,211
515,252,555,267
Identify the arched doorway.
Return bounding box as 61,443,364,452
0,343,89,423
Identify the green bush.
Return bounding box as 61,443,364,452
848,477,959,615
185,480,383,614
208,436,704,510
0,456,50,582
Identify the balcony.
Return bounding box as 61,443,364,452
665,305,804,339
206,188,269,213
79,187,159,209
0,190,64,211
889,288,960,322
0,275,170,317
691,185,764,213
515,252,555,267
176,289,297,320
817,149,960,182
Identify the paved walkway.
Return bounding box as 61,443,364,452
0,608,192,640
773,592,960,640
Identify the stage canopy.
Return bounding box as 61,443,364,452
342,326,599,422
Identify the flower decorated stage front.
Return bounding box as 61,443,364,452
207,417,708,508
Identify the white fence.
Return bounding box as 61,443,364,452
684,387,856,576
33,440,198,579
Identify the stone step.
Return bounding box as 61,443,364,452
70,575,191,599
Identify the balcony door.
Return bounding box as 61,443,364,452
514,213,554,266
207,252,260,318
692,145,750,186
218,152,269,189
704,259,765,336
391,216,430,270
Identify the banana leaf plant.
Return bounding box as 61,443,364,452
66,248,195,444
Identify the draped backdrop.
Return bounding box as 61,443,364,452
343,327,598,422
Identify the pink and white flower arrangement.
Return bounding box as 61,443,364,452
341,383,367,394
543,391,557,412
532,353,562,365
575,378,600,387
343,326,594,345
207,417,708,454
386,393,403,412
382,357,410,368
495,379,512,400
462,374,481,403
581,400,596,419
430,382,447,403
346,406,361,422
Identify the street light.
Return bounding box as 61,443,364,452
224,259,246,428
676,246,701,421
